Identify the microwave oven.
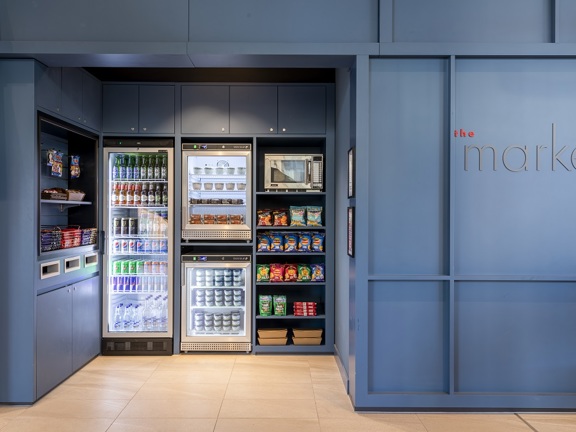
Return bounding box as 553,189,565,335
264,154,324,191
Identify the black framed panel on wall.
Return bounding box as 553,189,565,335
347,206,354,257
348,147,355,198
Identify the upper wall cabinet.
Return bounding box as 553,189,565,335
103,84,175,134
181,85,230,134
36,67,102,131
278,86,326,134
182,85,326,135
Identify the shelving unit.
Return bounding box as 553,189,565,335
253,136,333,353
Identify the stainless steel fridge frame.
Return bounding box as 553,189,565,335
181,254,252,352
181,143,252,241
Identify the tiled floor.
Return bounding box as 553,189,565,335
1,354,576,431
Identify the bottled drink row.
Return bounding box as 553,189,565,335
111,182,168,207
113,211,168,237
113,296,168,332
110,275,168,293
112,154,167,181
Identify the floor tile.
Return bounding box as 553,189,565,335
134,381,228,400
520,413,576,431
19,399,128,419
0,405,28,418
313,382,349,400
219,398,318,419
417,413,535,432
146,369,232,384
44,381,143,400
81,356,162,371
225,382,315,400
215,418,321,432
315,396,356,419
107,418,217,432
64,369,153,386
320,414,428,432
118,399,222,419
0,417,113,432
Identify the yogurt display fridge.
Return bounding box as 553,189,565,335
181,253,252,352
181,142,252,241
102,138,174,355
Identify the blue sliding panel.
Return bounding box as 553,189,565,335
369,59,449,275
368,281,448,393
454,59,576,276
455,281,576,393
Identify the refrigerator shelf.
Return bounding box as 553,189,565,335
110,205,168,209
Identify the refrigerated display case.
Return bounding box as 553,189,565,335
182,143,252,241
181,254,251,352
102,139,174,355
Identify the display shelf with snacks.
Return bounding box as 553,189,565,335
38,115,99,257
253,136,333,353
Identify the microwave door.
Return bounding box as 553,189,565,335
273,160,306,184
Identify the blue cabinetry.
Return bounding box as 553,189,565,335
36,276,100,398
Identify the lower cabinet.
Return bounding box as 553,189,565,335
36,276,100,398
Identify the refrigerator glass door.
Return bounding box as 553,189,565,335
103,148,173,337
183,261,251,343
182,146,251,240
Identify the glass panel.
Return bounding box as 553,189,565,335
186,264,247,338
106,151,170,334
186,155,247,226
272,160,306,183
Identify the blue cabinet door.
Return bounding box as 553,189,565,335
36,286,73,398
278,86,326,134
72,276,100,371
139,85,175,134
181,85,229,134
230,86,277,134
103,84,139,133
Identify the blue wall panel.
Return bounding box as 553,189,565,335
558,0,576,42
369,59,448,275
392,0,551,43
455,281,576,393
368,281,448,393
454,59,576,276
189,0,378,44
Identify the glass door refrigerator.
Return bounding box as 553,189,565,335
181,142,252,241
181,253,251,352
102,138,174,355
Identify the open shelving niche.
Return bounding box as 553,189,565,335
253,137,334,354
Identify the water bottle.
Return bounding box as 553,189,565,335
160,296,168,331
113,304,123,330
143,296,152,331
152,296,161,330
123,303,133,331
132,304,142,331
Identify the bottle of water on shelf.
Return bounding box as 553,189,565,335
160,296,168,331
113,303,123,331
152,296,161,330
123,303,133,331
143,296,152,331
132,304,142,331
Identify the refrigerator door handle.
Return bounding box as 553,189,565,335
101,230,106,254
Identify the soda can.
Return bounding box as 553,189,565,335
136,260,144,274
144,239,151,253
151,239,159,254
128,239,136,253
113,260,122,275
136,239,145,253
113,217,122,235
122,276,130,292
129,218,138,235
109,276,117,292
151,261,159,274
121,239,129,253
159,261,167,275
129,276,137,292
159,239,168,253
128,260,137,274
121,218,129,235
144,260,152,274
135,276,142,292
121,260,129,274
112,239,121,254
